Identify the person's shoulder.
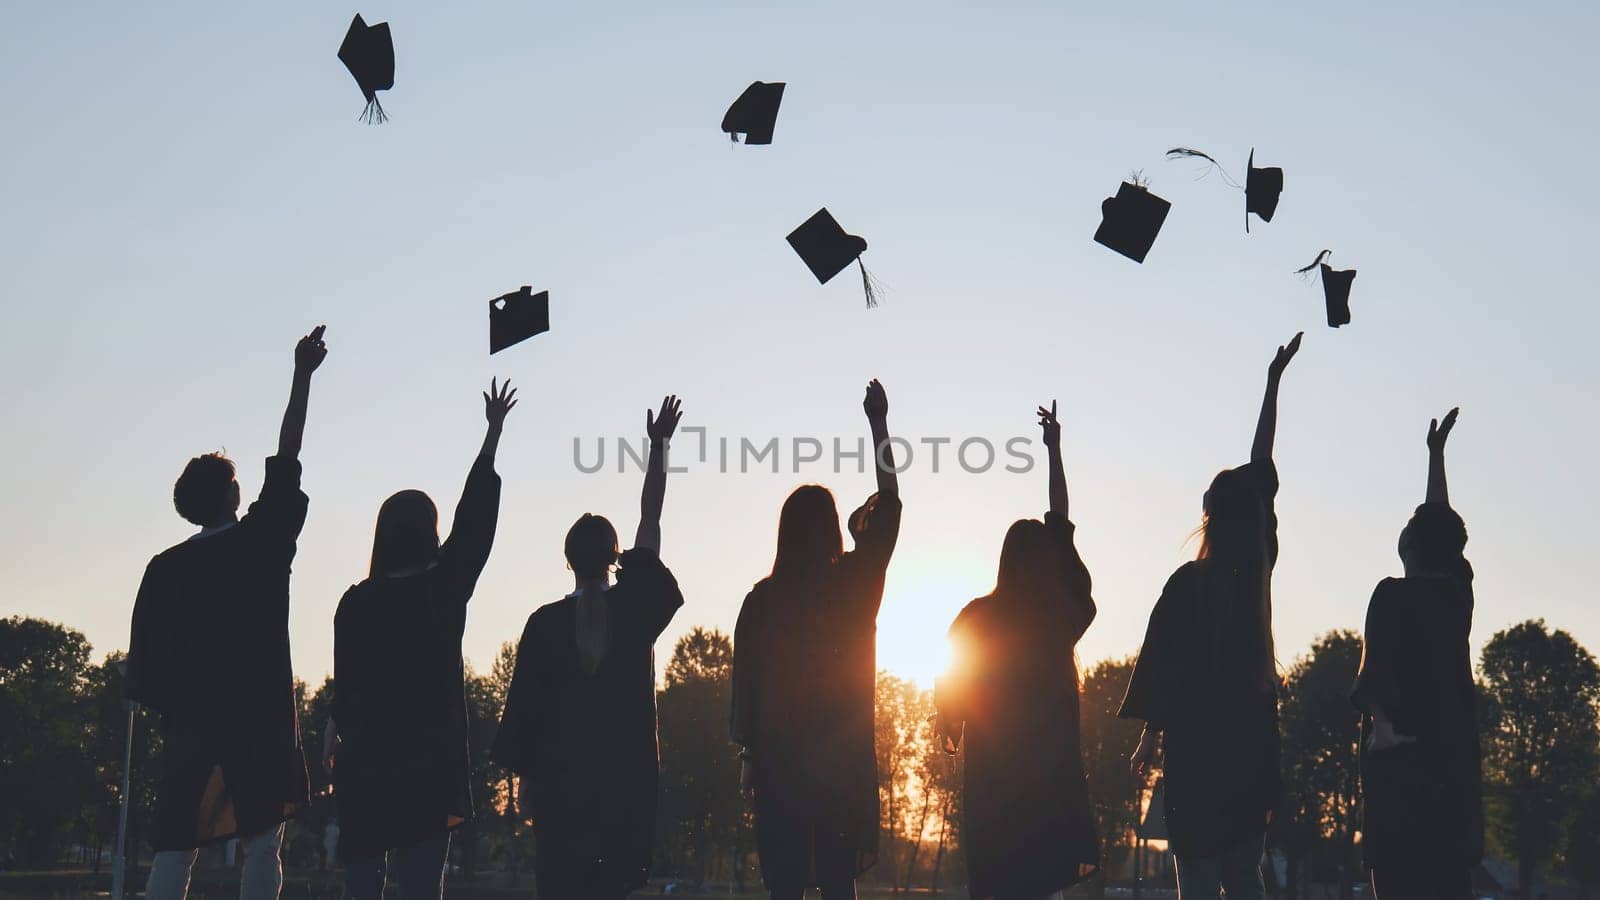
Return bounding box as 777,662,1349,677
949,595,992,634
528,595,574,624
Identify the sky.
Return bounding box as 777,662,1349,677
2,1,1597,690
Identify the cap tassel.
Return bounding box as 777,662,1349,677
359,95,388,125
1166,147,1243,189
859,258,882,309
1294,249,1332,276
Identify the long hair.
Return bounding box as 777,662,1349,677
565,514,620,580
1195,468,1277,690
992,518,1056,602
770,485,843,579
369,490,440,577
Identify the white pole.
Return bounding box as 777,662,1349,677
112,668,135,900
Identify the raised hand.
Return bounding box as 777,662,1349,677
863,379,889,420
295,325,328,374
1037,400,1061,448
483,377,518,428
647,395,683,443
1268,331,1303,382
1427,407,1460,453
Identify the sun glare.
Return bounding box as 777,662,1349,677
876,568,984,688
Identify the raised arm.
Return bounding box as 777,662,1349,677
437,379,513,592
635,395,683,554
277,325,328,461
1251,332,1302,464
864,379,898,500
1425,407,1459,506
1038,400,1067,518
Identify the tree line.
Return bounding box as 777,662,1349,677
3,615,1598,897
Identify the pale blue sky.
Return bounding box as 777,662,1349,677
2,1,1596,688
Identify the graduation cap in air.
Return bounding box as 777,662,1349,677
787,208,881,307
1166,147,1282,232
1094,178,1171,263
1295,250,1357,327
489,286,549,354
338,14,394,124
722,81,785,145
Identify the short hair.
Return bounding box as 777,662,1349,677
173,453,237,526
1399,503,1468,570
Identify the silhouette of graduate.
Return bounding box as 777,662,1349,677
492,396,687,900
935,400,1101,899
1120,333,1303,900
731,380,902,900
326,378,517,900
1351,409,1484,900
125,326,328,900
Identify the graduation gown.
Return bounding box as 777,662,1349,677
126,455,310,851
1350,506,1482,872
332,455,501,861
1118,460,1284,859
491,547,684,891
731,493,902,890
935,511,1100,900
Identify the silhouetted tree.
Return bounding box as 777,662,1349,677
1279,630,1363,900
656,628,741,886
1567,788,1600,900
0,617,99,867
1080,656,1143,881
1480,620,1600,900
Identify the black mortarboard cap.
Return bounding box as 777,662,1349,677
1094,181,1171,263
489,286,549,354
338,14,394,124
1244,149,1283,231
788,208,879,307
1321,264,1356,327
1296,251,1356,327
722,81,785,145
1167,146,1282,232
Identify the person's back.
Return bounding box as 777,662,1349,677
1351,409,1483,900
328,380,513,900
731,380,901,900
125,325,327,900
1121,334,1302,900
493,394,686,900
935,400,1099,900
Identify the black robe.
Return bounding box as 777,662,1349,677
1118,460,1284,859
331,454,501,861
935,511,1100,900
731,493,902,890
491,547,684,891
1350,507,1482,872
126,455,310,851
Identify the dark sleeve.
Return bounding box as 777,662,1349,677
615,547,684,641
852,492,903,571
491,615,545,778
330,589,361,727
1044,511,1096,644
240,455,310,552
730,590,761,754
125,557,174,713
1117,567,1189,729
1350,582,1399,716
1235,459,1280,567
437,455,503,600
